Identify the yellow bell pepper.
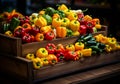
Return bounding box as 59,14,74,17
64,9,73,17
61,18,70,27
105,45,112,53
75,42,84,51
72,31,80,36
76,50,83,58
40,25,52,34
52,18,62,28
32,57,43,69
65,44,75,51
69,20,80,32
26,53,35,60
36,48,48,58
34,16,47,27
58,4,68,12
4,30,13,37
41,57,49,66
56,26,67,38
82,48,92,57
95,24,102,29
67,12,78,21
39,10,45,15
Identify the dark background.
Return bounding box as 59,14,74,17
0,0,120,39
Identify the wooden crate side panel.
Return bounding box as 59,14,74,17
0,55,33,80
0,34,22,56
33,51,120,81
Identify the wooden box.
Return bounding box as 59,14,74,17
0,25,107,57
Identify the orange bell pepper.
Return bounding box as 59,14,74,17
56,26,67,38
47,54,58,65
35,33,44,42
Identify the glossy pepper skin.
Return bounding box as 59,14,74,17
41,57,49,66
4,30,13,37
14,27,26,37
22,33,32,43
40,25,52,34
56,44,65,53
75,42,84,51
56,26,67,38
69,20,80,32
79,25,87,35
26,53,35,60
36,48,48,58
67,12,78,21
22,23,32,33
64,50,79,61
65,44,75,51
105,45,112,53
82,48,92,57
58,4,68,12
55,52,65,62
45,31,55,40
47,54,58,65
35,33,44,42
45,43,56,54
61,18,70,27
30,25,40,36
34,16,47,27
85,21,94,33
32,57,43,69
52,18,62,28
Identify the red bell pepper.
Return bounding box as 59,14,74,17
85,21,94,33
79,25,87,35
30,25,40,36
55,52,65,62
64,50,79,61
14,27,26,37
77,13,85,25
45,31,55,40
55,44,65,53
45,43,56,54
22,33,32,43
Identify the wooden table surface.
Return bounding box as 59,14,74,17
0,62,120,84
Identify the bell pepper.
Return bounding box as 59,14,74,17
108,37,117,47
83,15,92,22
52,18,62,28
56,44,65,53
52,13,60,19
47,54,58,65
22,33,32,43
56,10,65,18
30,35,35,42
34,16,47,27
75,42,84,51
95,24,102,29
77,13,85,25
67,12,78,21
61,18,70,27
30,25,40,36
4,30,13,37
45,43,56,54
76,50,83,58
56,52,65,62
35,33,44,42
65,44,75,51
40,25,52,34
22,23,32,32
26,53,35,60
73,31,80,36
32,57,43,69
14,27,26,37
39,10,45,15
36,48,48,58
64,50,79,61
69,20,80,32
9,17,20,32
79,25,87,35
91,18,100,26
56,26,67,38
64,9,73,17
82,48,92,57
45,31,55,40
41,57,49,66
29,13,38,24
66,28,73,37
85,21,94,33
42,14,52,25
2,23,10,33
58,4,68,12
105,45,112,53
45,7,56,16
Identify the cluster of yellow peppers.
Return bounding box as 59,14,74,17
94,34,120,52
